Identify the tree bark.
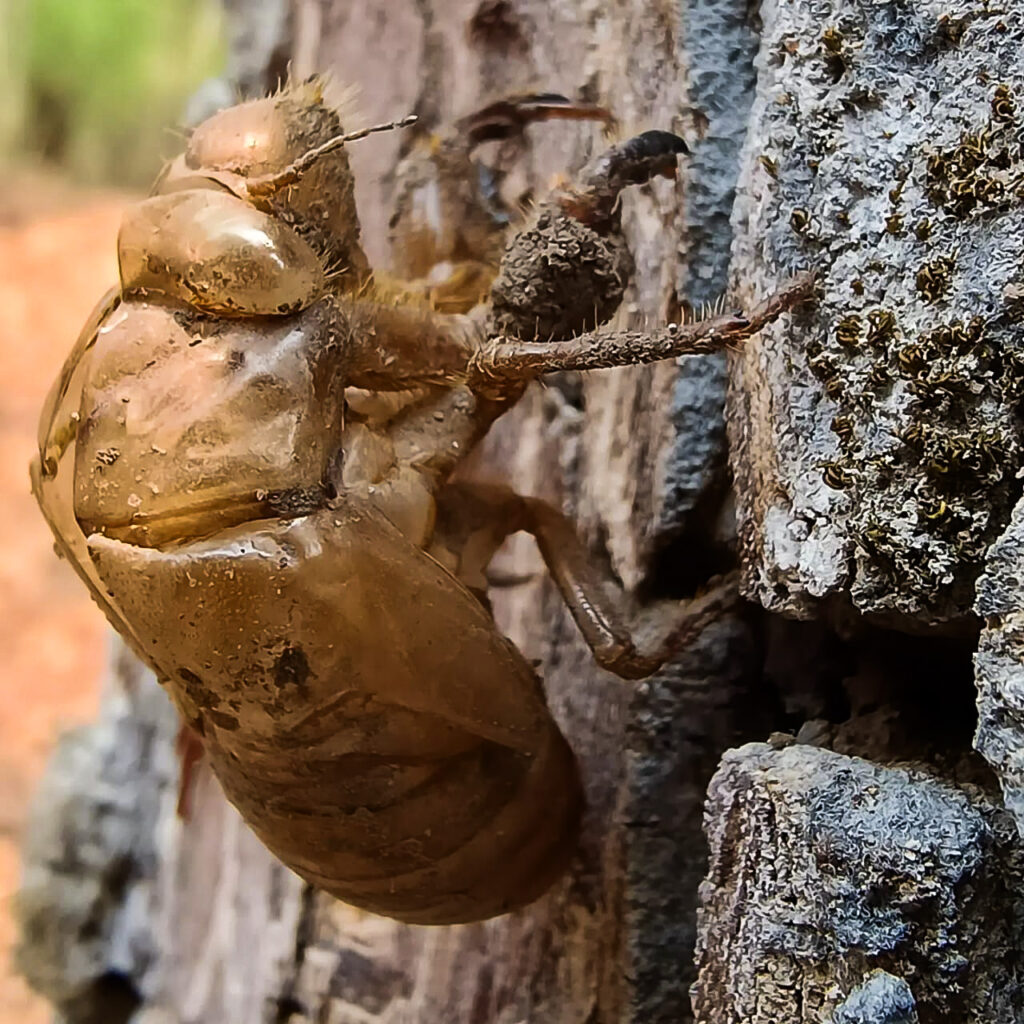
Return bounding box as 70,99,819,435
16,1,1024,1023
701,0,1024,1019
694,743,1024,1024
728,0,1024,630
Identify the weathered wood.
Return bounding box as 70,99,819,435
716,7,1024,1013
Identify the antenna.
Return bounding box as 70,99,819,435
246,114,418,198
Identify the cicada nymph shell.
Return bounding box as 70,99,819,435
32,79,582,924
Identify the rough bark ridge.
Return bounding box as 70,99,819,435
16,1,1024,1023
694,744,1024,1024
704,0,1024,1019
975,494,1024,838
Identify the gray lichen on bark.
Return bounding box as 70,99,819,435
694,743,1024,1024
826,970,919,1024
729,0,1024,627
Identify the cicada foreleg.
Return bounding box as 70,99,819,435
385,92,615,313
470,272,816,386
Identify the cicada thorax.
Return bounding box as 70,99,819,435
35,79,364,556
35,77,393,556
117,190,327,316
72,298,348,548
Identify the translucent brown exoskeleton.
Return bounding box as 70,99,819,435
32,77,813,924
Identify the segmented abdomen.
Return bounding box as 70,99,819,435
210,719,581,924
86,501,582,924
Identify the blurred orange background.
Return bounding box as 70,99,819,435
0,175,123,1021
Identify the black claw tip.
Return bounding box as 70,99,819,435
625,130,689,159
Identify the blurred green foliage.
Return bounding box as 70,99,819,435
0,0,224,186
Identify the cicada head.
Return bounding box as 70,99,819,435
158,77,370,292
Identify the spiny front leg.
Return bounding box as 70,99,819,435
340,271,813,400
469,272,815,387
